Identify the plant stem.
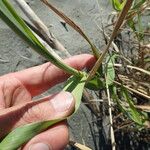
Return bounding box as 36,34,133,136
14,0,67,52
0,0,82,77
41,0,100,59
105,75,116,150
87,0,133,81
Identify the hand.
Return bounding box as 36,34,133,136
0,54,95,150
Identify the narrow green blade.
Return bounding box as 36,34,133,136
64,73,87,111
106,54,116,86
0,119,62,150
112,0,126,11
0,74,87,150
122,88,147,125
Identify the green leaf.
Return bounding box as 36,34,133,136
111,0,126,11
85,76,104,91
0,74,87,150
132,0,146,10
63,73,87,110
127,18,136,32
122,88,146,125
111,85,127,114
0,0,80,77
137,13,144,40
144,57,150,63
0,119,62,150
106,54,116,86
111,86,147,126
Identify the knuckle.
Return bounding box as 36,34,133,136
21,103,43,124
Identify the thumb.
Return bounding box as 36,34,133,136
0,91,75,138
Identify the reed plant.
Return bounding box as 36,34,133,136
0,0,149,149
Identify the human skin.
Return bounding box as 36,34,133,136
0,54,95,150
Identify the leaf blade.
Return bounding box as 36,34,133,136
0,74,87,150
106,54,116,86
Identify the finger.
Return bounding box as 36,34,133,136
22,122,69,150
0,92,74,138
0,76,32,109
12,54,95,96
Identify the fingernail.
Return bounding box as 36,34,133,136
29,143,51,150
50,92,74,112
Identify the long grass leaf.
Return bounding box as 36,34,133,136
112,86,147,126
111,0,126,11
0,74,87,149
106,54,116,85
132,0,146,10
122,88,147,125
0,119,62,150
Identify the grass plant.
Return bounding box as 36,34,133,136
0,0,149,149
